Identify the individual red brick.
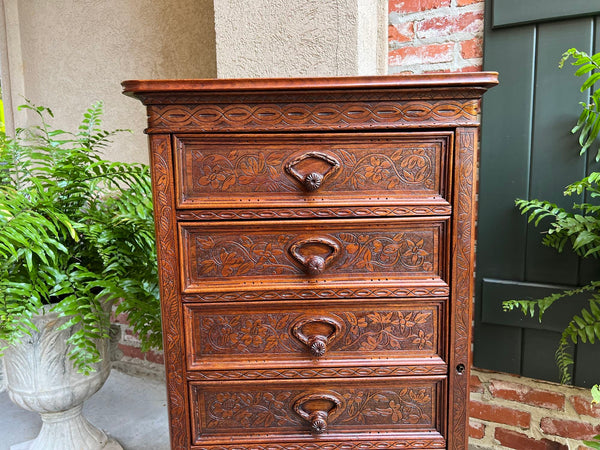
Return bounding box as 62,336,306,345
457,0,483,5
488,380,565,410
470,374,484,393
541,417,600,440
146,350,164,365
118,343,165,365
389,0,450,14
416,11,484,40
389,43,454,66
469,420,485,439
421,67,447,74
495,428,568,450
469,400,531,428
388,22,415,43
111,311,130,324
459,64,484,72
571,395,600,419
460,37,483,60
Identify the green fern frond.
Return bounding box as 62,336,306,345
555,333,575,384
504,284,600,384
552,296,600,383
515,195,600,257
560,48,600,160
503,282,600,322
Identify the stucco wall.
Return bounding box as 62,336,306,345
213,0,387,78
3,0,217,164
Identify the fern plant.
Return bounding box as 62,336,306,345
503,48,600,384
0,101,161,374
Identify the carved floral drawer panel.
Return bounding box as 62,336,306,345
183,299,446,370
174,132,452,209
179,217,448,293
188,377,446,446
123,73,498,450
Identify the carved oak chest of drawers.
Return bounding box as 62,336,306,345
123,73,498,450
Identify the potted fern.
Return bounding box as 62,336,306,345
0,101,161,450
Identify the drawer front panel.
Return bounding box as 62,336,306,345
189,378,445,444
175,132,451,209
184,299,446,369
180,217,448,293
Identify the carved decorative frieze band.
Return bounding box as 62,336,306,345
146,99,480,132
189,365,448,381
181,286,450,302
176,205,452,221
189,438,446,450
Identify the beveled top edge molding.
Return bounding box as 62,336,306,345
122,72,499,97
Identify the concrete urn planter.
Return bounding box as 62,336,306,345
2,307,122,450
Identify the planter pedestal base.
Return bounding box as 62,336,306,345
4,308,123,450
10,404,123,450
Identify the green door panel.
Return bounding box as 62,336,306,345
476,0,600,387
473,324,522,374
480,278,593,332
525,19,592,285
521,329,562,383
492,0,600,28
477,25,535,283
574,343,600,386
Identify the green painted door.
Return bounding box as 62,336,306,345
476,0,600,386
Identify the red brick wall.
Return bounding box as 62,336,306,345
110,307,165,377
470,369,600,449
388,0,484,74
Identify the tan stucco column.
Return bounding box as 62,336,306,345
213,0,387,78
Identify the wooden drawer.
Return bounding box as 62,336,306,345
179,217,449,293
184,299,446,370
174,132,452,209
189,377,446,445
